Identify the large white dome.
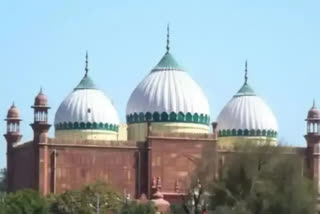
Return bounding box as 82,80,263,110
217,79,278,138
126,51,210,125
55,73,120,132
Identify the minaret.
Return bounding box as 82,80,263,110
305,100,320,193
30,88,51,194
31,88,51,143
4,102,22,192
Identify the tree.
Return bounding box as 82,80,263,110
0,193,6,214
51,181,122,214
4,189,49,214
81,181,122,213
50,190,83,214
120,201,157,214
206,143,316,214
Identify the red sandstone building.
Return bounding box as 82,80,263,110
4,30,320,202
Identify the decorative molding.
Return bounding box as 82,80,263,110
126,112,210,125
55,122,119,132
219,129,277,138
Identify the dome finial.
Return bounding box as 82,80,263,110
85,51,89,76
39,86,43,94
244,60,248,84
12,101,15,108
166,24,170,53
312,99,317,109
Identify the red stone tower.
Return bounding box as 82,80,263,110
30,88,51,194
31,88,51,141
305,100,320,193
4,103,22,192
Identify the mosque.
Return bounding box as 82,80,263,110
3,27,320,204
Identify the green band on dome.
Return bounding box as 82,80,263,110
219,129,277,138
126,111,210,125
55,122,119,132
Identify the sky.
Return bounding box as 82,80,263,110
1,0,320,168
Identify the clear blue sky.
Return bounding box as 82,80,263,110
1,0,320,168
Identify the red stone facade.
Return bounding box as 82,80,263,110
3,98,319,202
5,128,217,200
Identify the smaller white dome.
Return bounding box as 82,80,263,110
217,82,278,138
54,74,120,131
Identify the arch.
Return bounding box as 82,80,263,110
204,115,209,124
250,129,255,136
186,113,192,122
226,129,231,136
129,115,133,123
86,122,92,129
74,122,79,129
193,113,199,123
199,114,204,123
256,129,261,136
63,122,67,129
232,129,237,136
68,122,73,129
161,112,168,121
80,122,85,129
238,129,243,136
133,113,139,123
138,112,145,122
145,112,152,121
92,122,97,129
244,129,249,136
262,130,266,136
178,112,185,121
104,123,109,129
109,124,114,130
169,112,177,121
267,130,271,137
153,112,160,122
222,130,227,136
99,123,104,129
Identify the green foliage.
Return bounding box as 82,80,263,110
170,203,187,214
208,143,316,214
4,189,49,214
120,201,157,214
81,181,122,212
0,194,6,214
50,190,83,214
51,181,122,214
0,181,125,214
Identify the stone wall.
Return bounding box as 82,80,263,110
148,133,216,195
9,142,36,191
